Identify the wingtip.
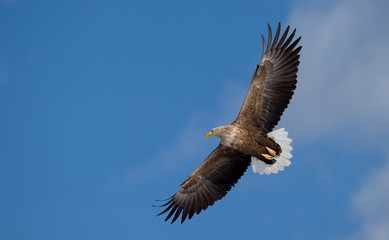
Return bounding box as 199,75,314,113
154,197,172,202
295,36,302,46
271,22,282,49
261,34,266,56
266,24,272,52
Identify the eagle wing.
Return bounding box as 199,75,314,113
235,23,301,134
156,144,251,224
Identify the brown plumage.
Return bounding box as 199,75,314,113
156,23,301,224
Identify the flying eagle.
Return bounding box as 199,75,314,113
156,23,301,224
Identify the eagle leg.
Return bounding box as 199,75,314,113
262,146,277,161
265,147,276,156
261,153,274,160
261,154,276,164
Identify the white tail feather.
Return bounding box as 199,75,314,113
251,128,293,175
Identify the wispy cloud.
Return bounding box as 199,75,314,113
352,160,389,240
287,0,389,140
287,0,389,239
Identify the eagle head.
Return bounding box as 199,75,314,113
205,126,229,139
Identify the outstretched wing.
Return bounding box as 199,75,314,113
156,145,251,224
235,23,302,134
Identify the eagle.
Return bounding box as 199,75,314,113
156,23,301,224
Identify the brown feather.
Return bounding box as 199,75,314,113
235,23,301,133
156,145,250,223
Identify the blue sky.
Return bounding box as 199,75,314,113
1,0,389,239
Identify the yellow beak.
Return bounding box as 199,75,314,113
205,131,213,139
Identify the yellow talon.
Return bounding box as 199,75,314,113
265,147,276,156
261,153,274,160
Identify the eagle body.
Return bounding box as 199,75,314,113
156,23,302,224
212,124,281,164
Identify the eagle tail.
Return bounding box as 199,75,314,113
251,128,293,175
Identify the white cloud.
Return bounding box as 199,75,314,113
286,0,389,239
287,0,389,140
352,160,389,240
